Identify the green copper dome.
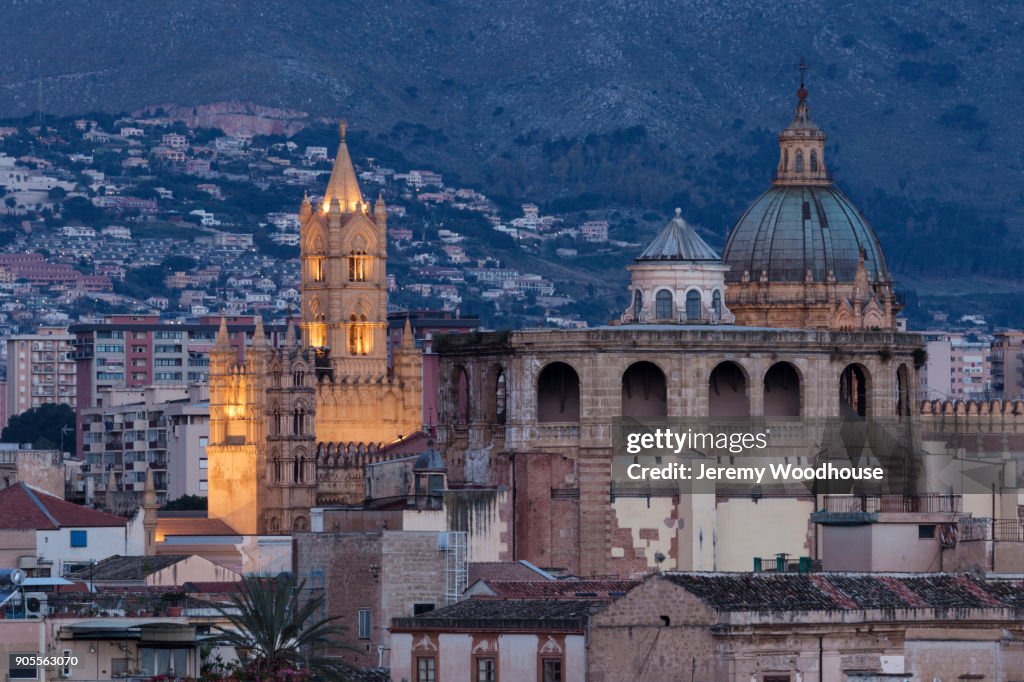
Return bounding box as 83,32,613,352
722,185,890,283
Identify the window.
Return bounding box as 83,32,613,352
542,658,563,682
199,457,208,469
632,289,642,320
358,608,371,639
69,530,87,547
413,602,435,615
795,150,804,172
712,290,722,319
416,657,436,682
918,524,936,539
685,290,701,321
476,657,496,682
310,256,325,282
810,148,818,172
61,649,73,678
199,479,208,492
199,436,208,449
654,290,673,320
9,653,38,679
349,253,368,282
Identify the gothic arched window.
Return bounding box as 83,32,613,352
795,150,805,173
349,251,367,282
655,290,673,320
293,406,306,436
685,290,702,321
810,149,818,172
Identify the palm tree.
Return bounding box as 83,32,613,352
213,572,360,681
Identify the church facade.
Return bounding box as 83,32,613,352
207,124,423,535
435,81,925,576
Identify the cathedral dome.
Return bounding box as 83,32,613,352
722,64,890,286
722,184,890,283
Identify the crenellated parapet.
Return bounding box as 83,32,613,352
315,441,409,468
919,399,1024,418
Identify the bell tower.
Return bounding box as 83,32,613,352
300,121,390,379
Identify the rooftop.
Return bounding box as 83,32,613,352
663,572,1022,611
391,598,603,632
636,208,720,262
0,482,127,530
66,555,189,582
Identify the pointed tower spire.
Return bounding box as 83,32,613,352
374,191,387,229
321,119,364,213
214,316,231,351
252,315,267,349
284,313,297,347
400,316,415,351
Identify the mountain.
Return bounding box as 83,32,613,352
3,0,1024,292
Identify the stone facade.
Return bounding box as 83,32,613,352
437,326,924,576
207,126,423,535
293,530,451,669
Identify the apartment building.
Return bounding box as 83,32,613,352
79,384,210,511
991,330,1024,400
5,327,77,421
69,315,284,454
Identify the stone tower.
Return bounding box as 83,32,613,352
207,124,424,534
300,121,389,379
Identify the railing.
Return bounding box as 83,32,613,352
753,556,821,573
993,519,1024,542
822,494,961,514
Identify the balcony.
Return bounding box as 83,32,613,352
812,494,962,525
753,554,821,573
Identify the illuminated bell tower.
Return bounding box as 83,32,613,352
300,121,390,379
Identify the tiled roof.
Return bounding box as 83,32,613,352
392,598,602,632
469,561,552,583
663,573,1023,612
637,209,721,262
0,482,127,530
156,516,239,536
66,555,188,581
477,579,640,600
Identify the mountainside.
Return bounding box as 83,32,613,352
3,1,1024,287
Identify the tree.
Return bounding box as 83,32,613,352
1,403,75,454
161,494,208,511
214,573,360,681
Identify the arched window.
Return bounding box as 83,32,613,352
764,362,801,417
840,364,870,418
348,314,371,355
310,257,325,282
293,406,306,436
270,407,281,436
293,370,304,387
537,362,580,423
452,366,470,424
349,251,367,282
495,370,507,424
655,290,673,320
685,290,701,321
294,456,304,484
709,361,750,417
712,290,722,319
783,149,789,171
810,149,818,172
632,289,643,321
795,150,805,172
622,361,667,418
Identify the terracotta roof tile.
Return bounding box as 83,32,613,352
469,562,550,583
0,483,126,530
156,517,239,536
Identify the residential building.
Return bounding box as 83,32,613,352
69,315,284,454
79,384,210,510
0,445,65,497
579,219,609,242
5,327,77,421
0,482,145,576
991,330,1024,399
